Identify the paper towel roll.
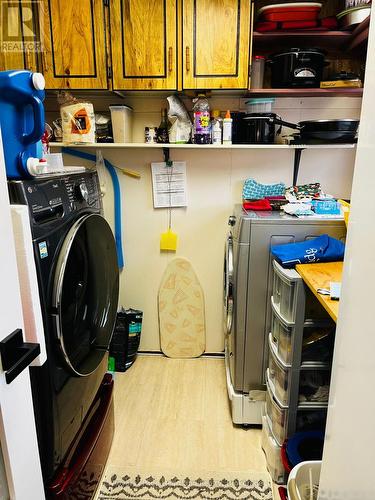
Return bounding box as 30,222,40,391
11,205,46,366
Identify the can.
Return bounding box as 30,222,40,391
145,126,158,143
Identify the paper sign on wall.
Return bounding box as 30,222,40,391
151,162,188,208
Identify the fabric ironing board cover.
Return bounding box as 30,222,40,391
158,258,206,358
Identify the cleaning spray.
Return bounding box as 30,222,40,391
223,110,232,145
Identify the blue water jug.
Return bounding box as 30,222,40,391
0,70,45,179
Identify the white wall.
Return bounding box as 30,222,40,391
48,94,360,352
318,13,375,500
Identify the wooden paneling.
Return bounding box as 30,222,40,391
0,1,38,72
183,0,251,89
110,0,178,90
40,0,108,89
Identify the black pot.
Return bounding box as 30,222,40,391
241,112,282,144
268,48,327,88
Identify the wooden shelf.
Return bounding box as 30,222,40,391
50,142,356,150
246,88,363,97
253,30,352,51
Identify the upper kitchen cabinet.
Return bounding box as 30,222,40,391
182,0,252,90
0,1,38,72
39,0,108,89
110,0,178,90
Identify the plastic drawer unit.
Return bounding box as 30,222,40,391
268,345,331,407
265,385,328,446
261,415,286,485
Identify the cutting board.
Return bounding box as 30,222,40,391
158,258,206,358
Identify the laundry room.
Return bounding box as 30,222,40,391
0,1,374,500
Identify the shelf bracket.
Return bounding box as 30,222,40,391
163,147,172,167
293,148,305,186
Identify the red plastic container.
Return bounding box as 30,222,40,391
258,3,322,22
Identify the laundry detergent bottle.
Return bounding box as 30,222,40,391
0,70,45,179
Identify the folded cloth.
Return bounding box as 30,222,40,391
243,178,285,200
271,234,345,268
243,199,272,211
286,182,321,200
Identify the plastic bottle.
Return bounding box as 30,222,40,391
223,110,232,144
211,110,222,144
192,93,211,144
251,55,265,89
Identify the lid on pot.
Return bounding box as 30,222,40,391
269,47,326,59
245,98,275,105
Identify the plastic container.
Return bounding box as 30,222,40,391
268,350,331,407
211,110,223,144
266,388,327,446
261,415,286,484
251,56,266,89
272,260,302,324
0,70,45,179
271,303,335,366
109,105,133,143
258,3,322,22
245,98,275,114
223,110,233,144
287,460,321,500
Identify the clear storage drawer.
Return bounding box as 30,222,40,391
271,303,335,366
268,349,331,407
272,260,302,323
266,388,328,446
261,415,286,485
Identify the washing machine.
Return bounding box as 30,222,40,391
223,205,345,426
8,170,119,498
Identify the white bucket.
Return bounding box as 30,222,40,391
110,105,133,143
61,102,96,143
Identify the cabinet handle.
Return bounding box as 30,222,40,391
168,46,173,73
186,46,190,72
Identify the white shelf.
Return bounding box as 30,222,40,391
50,142,357,150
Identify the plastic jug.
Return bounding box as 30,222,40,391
0,70,45,179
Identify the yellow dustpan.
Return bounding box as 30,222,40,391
160,228,178,251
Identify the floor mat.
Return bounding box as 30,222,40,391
97,467,273,499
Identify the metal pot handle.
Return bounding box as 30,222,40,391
268,116,301,130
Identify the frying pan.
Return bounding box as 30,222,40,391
267,117,359,141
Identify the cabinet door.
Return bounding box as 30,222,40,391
0,1,38,72
40,0,108,89
183,0,251,90
110,0,177,90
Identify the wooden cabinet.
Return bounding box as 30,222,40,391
0,1,38,72
182,0,252,90
110,0,178,90
39,0,108,89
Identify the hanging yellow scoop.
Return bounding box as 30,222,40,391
160,228,178,251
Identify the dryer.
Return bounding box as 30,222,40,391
9,171,119,498
223,206,345,426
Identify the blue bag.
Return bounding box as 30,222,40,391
271,234,345,268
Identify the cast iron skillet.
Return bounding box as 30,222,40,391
267,117,359,141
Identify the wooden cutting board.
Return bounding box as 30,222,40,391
158,258,206,358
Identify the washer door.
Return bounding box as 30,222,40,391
223,233,234,336
52,213,119,377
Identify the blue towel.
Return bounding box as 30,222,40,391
243,178,285,200
271,234,345,268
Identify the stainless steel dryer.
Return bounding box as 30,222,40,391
223,206,345,425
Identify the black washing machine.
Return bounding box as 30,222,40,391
9,171,119,498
